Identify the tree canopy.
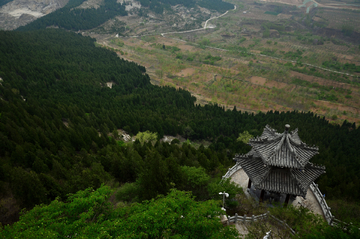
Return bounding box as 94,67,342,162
0,185,239,238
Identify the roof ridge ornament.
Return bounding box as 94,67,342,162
273,132,286,153
285,124,290,132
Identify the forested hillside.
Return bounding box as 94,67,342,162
0,29,360,227
16,0,233,31
16,0,127,31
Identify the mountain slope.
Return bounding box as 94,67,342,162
0,0,68,30
0,28,360,225
16,0,233,31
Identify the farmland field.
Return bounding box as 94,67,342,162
87,0,360,124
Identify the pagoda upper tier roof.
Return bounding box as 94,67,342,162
248,125,319,169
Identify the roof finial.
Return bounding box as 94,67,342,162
285,124,290,132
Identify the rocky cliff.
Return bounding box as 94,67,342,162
0,0,68,30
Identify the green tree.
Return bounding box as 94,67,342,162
1,185,239,238
180,166,210,199
10,167,47,208
183,125,194,139
237,131,253,144
138,149,171,200
135,130,158,144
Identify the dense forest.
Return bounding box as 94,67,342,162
16,0,233,31
16,0,127,31
0,29,360,230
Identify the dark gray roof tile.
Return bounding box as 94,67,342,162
234,125,326,197
249,125,319,168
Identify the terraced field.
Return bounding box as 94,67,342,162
88,0,360,125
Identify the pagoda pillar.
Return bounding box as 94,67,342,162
247,179,252,189
259,190,265,203
284,194,291,207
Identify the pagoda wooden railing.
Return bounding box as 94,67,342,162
310,183,334,225
221,163,242,181
310,183,359,230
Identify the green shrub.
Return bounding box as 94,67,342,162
116,182,140,202
136,131,158,144
171,138,180,144
117,140,126,147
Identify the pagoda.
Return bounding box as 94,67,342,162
234,124,325,205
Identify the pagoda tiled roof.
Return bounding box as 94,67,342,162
249,125,319,169
234,124,326,197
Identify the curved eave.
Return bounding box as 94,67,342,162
234,155,269,184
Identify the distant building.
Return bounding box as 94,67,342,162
234,124,325,205
106,82,115,88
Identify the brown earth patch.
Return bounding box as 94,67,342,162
201,72,216,83
176,43,196,51
277,13,292,19
176,68,196,77
158,36,196,51
290,70,316,80
290,71,355,90
336,54,354,61
250,76,266,85
265,80,288,89
312,16,323,22
201,64,241,75
315,100,360,115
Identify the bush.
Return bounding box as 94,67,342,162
171,138,180,144
136,131,158,144
116,182,140,202
117,140,126,147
